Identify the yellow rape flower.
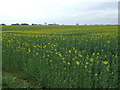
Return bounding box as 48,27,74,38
82,50,85,53
86,62,89,64
8,40,11,43
90,58,94,62
34,45,37,47
97,53,100,55
68,62,70,65
89,71,91,73
28,49,31,52
43,45,46,48
64,68,66,70
96,56,99,59
106,65,110,71
50,60,52,62
76,61,80,65
102,61,109,65
75,50,78,53
92,53,95,56
58,54,62,57
72,58,75,61
73,47,76,50
95,74,98,76
68,50,71,53
36,53,39,55
107,41,110,43
56,52,58,54
46,50,48,52
79,54,82,57
63,61,66,63
85,65,87,68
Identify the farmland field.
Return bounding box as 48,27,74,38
1,25,119,88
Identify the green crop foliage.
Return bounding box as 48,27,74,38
2,25,119,88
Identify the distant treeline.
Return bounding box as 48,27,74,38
0,23,29,26
0,23,59,26
0,23,6,26
11,23,29,25
0,23,119,26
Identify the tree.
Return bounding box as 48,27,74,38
32,23,37,25
0,23,6,26
76,23,79,25
11,23,20,25
21,23,29,25
44,22,47,25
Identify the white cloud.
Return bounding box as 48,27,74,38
0,0,118,24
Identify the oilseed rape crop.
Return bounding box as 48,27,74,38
2,25,118,88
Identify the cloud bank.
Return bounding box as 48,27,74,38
0,0,118,25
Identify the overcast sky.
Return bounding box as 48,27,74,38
0,0,119,25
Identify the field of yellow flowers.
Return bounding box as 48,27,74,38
2,25,118,88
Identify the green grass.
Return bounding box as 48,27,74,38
2,25,119,88
2,71,44,88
